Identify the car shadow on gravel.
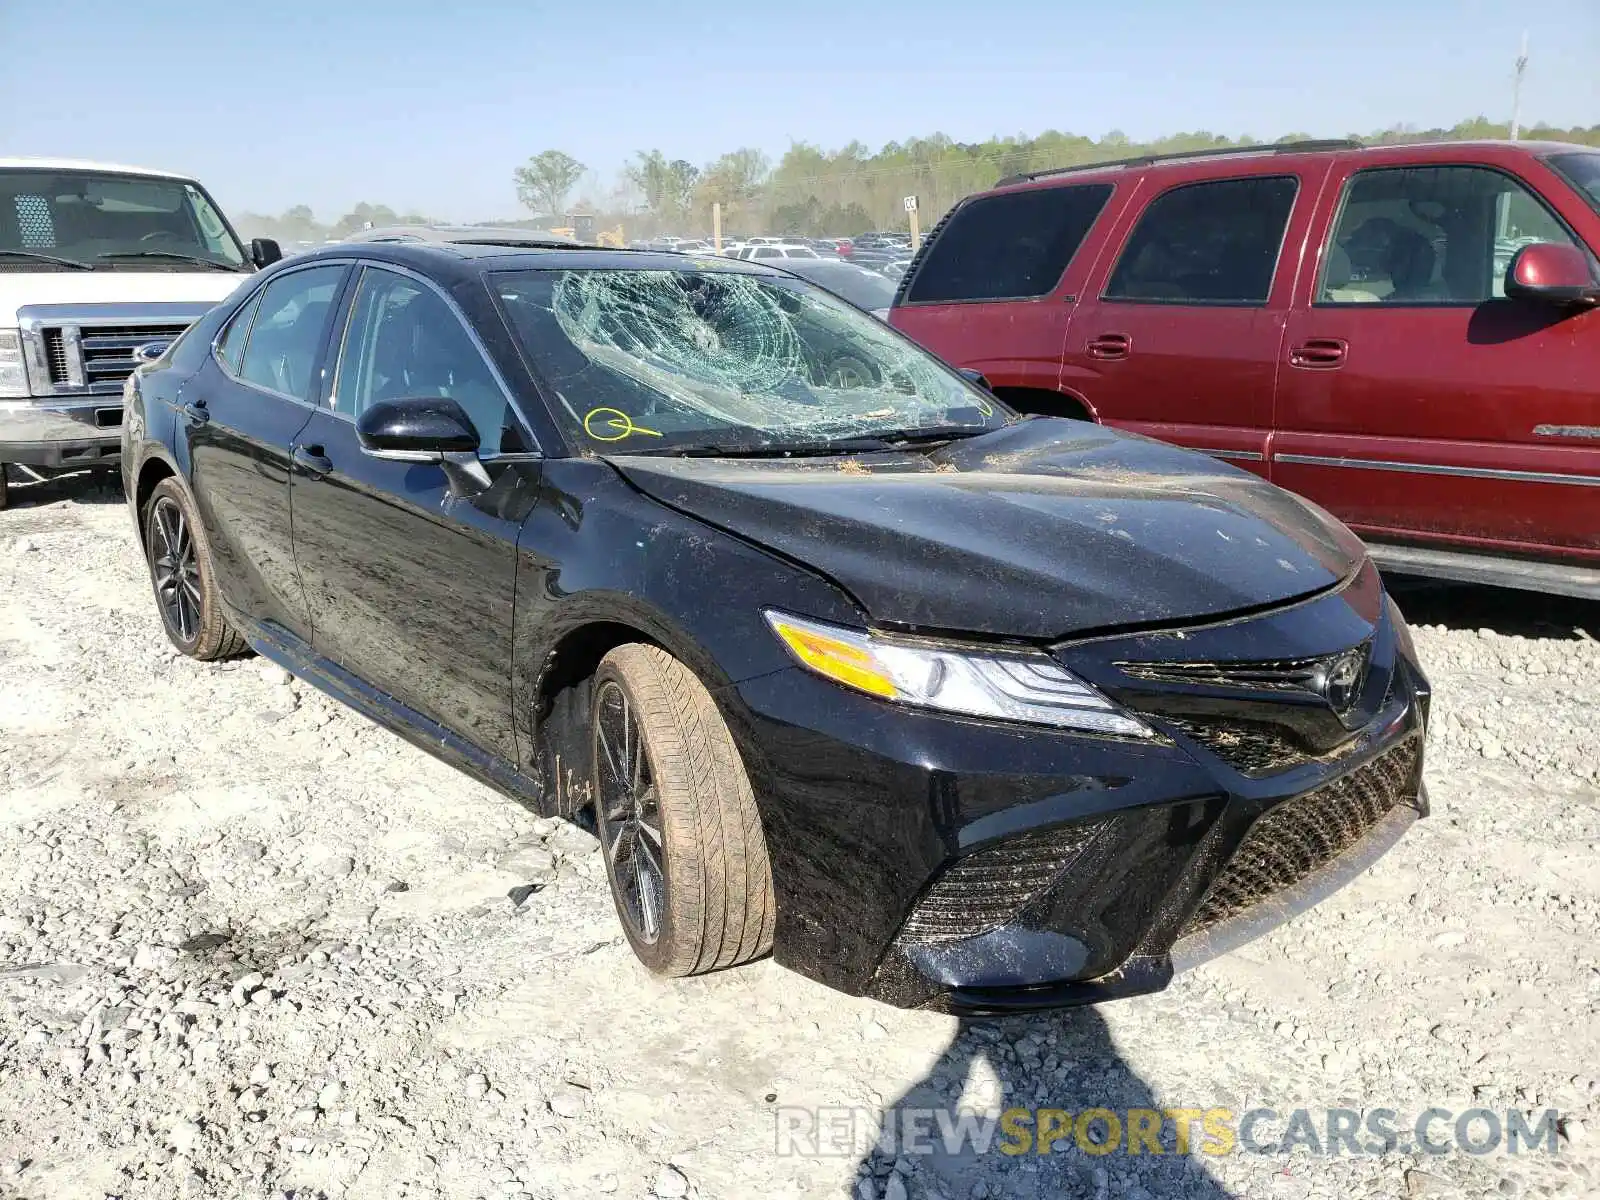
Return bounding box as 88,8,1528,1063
2,465,125,510
1385,576,1600,641
855,1010,1235,1199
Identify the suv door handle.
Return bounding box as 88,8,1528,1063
179,400,210,425
1086,333,1131,361
291,445,333,478
1289,338,1348,369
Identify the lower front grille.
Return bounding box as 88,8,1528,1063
1180,736,1421,939
898,820,1108,944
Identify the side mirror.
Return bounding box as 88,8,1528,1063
1504,242,1600,307
250,238,283,268
957,367,993,391
355,397,488,494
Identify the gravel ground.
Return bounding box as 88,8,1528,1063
1,473,1597,1200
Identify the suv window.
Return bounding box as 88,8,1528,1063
332,267,514,451
1547,152,1600,217
236,265,345,401
1104,176,1298,305
1318,165,1580,305
215,291,262,373
905,184,1112,303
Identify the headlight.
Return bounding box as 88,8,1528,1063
764,611,1156,738
0,329,29,399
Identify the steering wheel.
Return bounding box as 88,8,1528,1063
139,231,181,244
817,353,878,390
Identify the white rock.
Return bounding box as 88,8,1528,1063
652,1166,690,1198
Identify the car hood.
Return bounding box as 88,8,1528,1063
0,269,246,324
607,419,1368,640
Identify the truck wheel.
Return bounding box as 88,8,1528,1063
590,643,775,976
142,478,248,660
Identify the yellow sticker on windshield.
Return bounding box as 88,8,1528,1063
584,407,663,442
976,397,994,418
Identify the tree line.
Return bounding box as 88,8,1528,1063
236,116,1600,244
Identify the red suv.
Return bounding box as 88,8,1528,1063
890,139,1600,599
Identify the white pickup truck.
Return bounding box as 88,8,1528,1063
0,158,280,508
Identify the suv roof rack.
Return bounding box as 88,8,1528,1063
994,138,1363,188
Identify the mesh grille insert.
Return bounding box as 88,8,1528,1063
899,821,1107,944
1164,715,1320,776
1180,736,1421,939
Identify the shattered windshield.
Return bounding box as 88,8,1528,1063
492,266,1012,454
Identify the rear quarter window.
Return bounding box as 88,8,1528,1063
904,183,1114,303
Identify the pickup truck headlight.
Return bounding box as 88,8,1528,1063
765,610,1156,738
0,330,29,398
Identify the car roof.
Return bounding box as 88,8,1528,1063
339,224,578,245
993,138,1595,190
291,240,794,283
0,156,194,180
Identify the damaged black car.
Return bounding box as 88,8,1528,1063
122,242,1430,1013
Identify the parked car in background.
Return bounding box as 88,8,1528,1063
737,243,821,261
773,256,897,317
121,240,1429,1012
892,139,1600,599
0,157,275,508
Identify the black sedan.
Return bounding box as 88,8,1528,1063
122,242,1430,1013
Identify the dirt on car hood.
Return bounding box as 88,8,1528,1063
608,419,1367,640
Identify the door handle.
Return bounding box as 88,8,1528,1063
1289,338,1348,369
291,445,333,478
179,400,210,425
1086,333,1131,361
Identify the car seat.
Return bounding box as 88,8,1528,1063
1384,229,1447,302
1321,242,1382,303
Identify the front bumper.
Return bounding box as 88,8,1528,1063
721,566,1430,1012
0,399,123,467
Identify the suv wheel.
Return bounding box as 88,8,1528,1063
142,478,248,660
590,644,775,976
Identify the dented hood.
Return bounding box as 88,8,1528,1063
608,419,1367,639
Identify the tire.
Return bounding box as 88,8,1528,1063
142,477,248,661
590,643,775,976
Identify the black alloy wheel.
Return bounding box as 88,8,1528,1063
141,477,248,661
149,495,202,646
588,644,775,976
593,679,667,945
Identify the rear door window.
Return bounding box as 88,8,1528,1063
903,183,1114,303
235,265,345,402
215,290,263,374
1103,175,1298,305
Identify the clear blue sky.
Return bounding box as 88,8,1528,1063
2,0,1595,222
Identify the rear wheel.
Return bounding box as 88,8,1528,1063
590,644,775,976
142,478,248,660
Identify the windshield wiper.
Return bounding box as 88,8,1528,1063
875,425,996,447
96,251,243,271
643,438,894,458
630,426,999,460
0,248,94,270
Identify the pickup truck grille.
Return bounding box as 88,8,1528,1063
41,321,193,394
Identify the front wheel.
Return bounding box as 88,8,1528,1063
590,644,775,976
142,477,248,660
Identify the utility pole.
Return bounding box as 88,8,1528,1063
1510,30,1529,141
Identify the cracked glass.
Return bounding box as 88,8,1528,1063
492,266,1012,454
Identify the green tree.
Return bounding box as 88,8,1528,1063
513,150,587,219
624,151,700,225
